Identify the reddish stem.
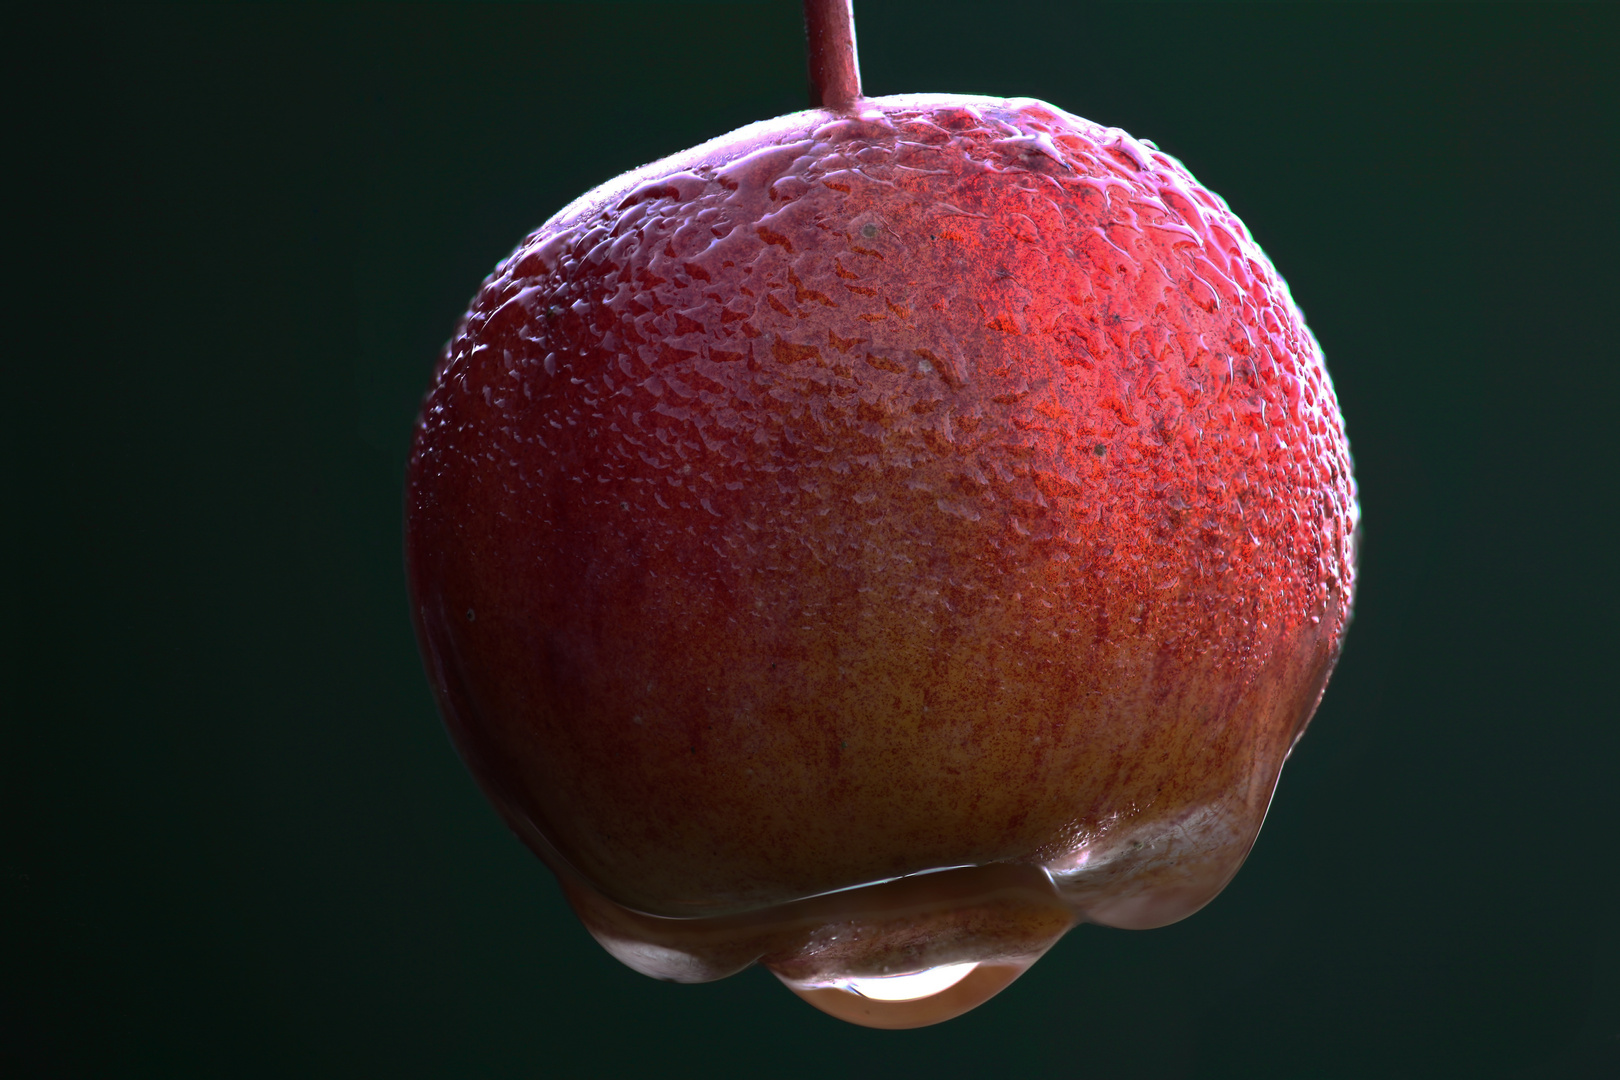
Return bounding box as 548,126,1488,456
803,0,863,109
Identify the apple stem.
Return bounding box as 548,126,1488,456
803,0,863,109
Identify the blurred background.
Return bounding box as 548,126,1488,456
8,3,1617,1076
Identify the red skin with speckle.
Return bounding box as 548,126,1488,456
407,95,1357,990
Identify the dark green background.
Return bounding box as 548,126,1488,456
10,3,1617,1076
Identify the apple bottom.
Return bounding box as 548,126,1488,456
498,783,1278,1028
563,860,1073,1029
439,592,1344,1027
462,644,1331,1028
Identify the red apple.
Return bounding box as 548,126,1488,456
406,2,1356,1028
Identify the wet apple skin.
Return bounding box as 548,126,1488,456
407,96,1357,925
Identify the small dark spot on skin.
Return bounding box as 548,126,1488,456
840,740,848,749
770,662,777,670
860,223,879,239
620,502,629,510
466,608,475,622
690,746,698,754
1094,444,1107,457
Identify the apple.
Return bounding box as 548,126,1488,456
406,0,1357,1028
